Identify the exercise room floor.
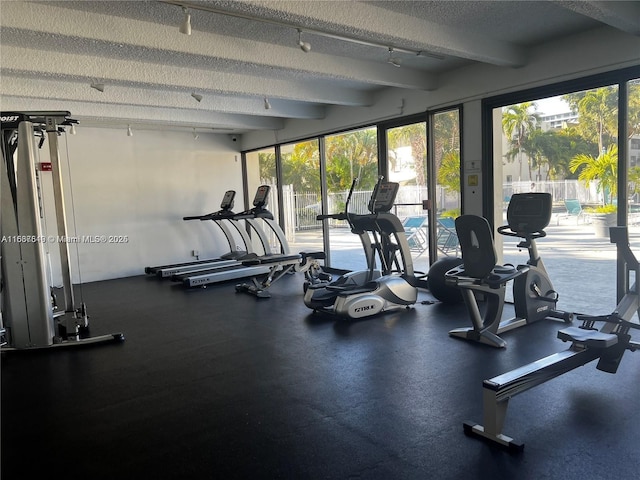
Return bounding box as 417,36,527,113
2,274,639,480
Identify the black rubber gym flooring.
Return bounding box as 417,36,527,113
2,274,639,479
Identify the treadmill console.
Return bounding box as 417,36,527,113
506,193,552,233
253,185,271,208
372,182,399,213
220,190,235,210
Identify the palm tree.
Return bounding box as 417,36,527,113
258,150,277,183
386,123,427,185
325,128,378,192
628,166,640,202
280,140,320,192
564,87,617,155
502,102,539,181
519,129,547,180
433,109,460,173
569,144,618,205
437,150,460,193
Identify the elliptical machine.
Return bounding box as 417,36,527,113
304,177,418,319
447,193,572,347
303,178,381,295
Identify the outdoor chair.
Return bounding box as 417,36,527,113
556,199,586,225
437,217,460,256
403,216,429,257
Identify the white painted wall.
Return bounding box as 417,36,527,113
38,127,243,283
462,100,483,217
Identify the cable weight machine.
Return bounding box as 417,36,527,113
1,111,124,350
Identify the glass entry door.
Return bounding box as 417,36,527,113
324,127,378,271
382,109,461,273
244,147,281,254
278,140,323,255
385,121,429,273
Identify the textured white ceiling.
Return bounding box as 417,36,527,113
1,0,638,134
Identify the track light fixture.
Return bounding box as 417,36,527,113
90,83,105,92
179,6,191,35
297,29,311,53
263,97,271,110
161,1,444,60
127,125,133,137
191,92,203,102
387,48,401,68
69,124,77,135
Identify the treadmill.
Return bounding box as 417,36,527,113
173,185,291,288
145,190,254,278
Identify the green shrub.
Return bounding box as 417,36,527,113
585,204,616,214
439,209,460,218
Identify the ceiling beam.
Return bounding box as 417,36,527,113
0,75,326,120
1,1,438,92
556,1,640,36
0,45,372,107
0,96,284,131
206,0,528,67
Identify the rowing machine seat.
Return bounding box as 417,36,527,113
557,327,618,348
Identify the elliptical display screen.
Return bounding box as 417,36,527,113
507,193,552,232
373,182,399,213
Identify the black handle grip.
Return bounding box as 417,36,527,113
317,212,347,221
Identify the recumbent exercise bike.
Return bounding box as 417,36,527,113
446,193,572,348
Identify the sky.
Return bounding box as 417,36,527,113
534,96,571,115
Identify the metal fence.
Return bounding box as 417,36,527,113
281,184,461,240
279,180,596,241
283,188,371,232
505,180,598,204
284,185,460,226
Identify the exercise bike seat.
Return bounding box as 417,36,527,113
493,265,516,274
484,265,529,289
557,326,618,348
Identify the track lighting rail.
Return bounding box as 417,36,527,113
160,0,444,61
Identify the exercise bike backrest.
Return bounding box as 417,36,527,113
498,193,552,240
455,215,499,279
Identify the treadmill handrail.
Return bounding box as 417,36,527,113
233,207,274,220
